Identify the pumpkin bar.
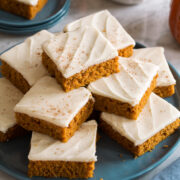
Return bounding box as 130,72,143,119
88,57,158,120
132,47,176,97
100,93,180,157
0,30,53,93
0,0,48,19
64,10,135,57
0,78,27,142
42,26,119,92
14,76,94,142
28,120,97,178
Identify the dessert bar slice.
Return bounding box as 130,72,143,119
42,26,119,92
0,78,27,142
28,120,97,178
0,0,48,19
0,30,53,93
88,57,158,120
14,76,94,142
132,47,176,97
100,93,180,157
64,10,135,57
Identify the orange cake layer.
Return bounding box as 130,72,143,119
118,45,134,57
42,52,120,92
1,61,30,94
28,160,95,178
93,74,158,120
16,98,94,142
154,85,175,98
0,0,48,19
100,118,180,157
0,125,27,142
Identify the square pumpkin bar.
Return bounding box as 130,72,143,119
88,57,158,120
0,30,54,93
132,47,176,98
0,0,48,19
100,93,180,157
64,10,135,57
0,78,27,142
42,26,119,92
14,76,94,142
28,120,97,178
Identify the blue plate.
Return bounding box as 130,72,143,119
0,0,70,27
0,7,69,35
0,42,179,180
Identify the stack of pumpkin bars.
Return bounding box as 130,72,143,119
0,10,179,179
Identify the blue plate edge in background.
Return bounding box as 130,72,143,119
0,8,69,35
0,0,71,27
0,0,70,34
0,0,70,29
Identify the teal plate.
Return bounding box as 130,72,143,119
0,42,179,180
0,7,69,35
0,0,70,27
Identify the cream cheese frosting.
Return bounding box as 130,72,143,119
16,0,39,6
14,76,93,128
132,47,176,87
28,120,97,162
101,93,180,146
88,57,158,106
43,26,118,78
0,78,23,133
0,30,54,86
64,10,135,50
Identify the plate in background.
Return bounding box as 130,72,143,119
0,42,179,180
0,6,69,35
0,0,70,27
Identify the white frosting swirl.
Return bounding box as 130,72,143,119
14,76,93,128
0,78,23,133
101,93,180,146
0,30,54,86
64,10,135,50
16,0,38,6
43,26,118,78
28,120,97,162
132,47,176,87
88,58,158,106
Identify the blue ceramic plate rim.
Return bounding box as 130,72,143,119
0,7,69,35
0,13,65,31
0,42,179,180
0,1,70,30
0,0,70,27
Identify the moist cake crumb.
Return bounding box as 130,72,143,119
163,145,169,148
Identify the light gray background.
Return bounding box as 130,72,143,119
0,0,179,179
